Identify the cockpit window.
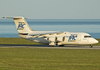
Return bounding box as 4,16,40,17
84,36,92,38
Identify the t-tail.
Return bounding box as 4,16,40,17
3,16,34,38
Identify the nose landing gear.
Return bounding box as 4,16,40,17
90,45,93,48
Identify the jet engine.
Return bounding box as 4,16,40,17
48,36,65,46
56,36,65,42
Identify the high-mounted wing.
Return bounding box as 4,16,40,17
29,31,64,36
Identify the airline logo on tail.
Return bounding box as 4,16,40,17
17,22,26,30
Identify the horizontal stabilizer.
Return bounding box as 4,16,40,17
2,16,27,19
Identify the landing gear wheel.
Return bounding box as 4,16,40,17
50,45,55,47
90,45,93,48
59,45,64,47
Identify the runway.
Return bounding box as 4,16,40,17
0,44,100,49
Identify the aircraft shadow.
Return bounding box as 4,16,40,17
0,44,85,47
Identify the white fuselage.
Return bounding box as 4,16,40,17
19,31,98,46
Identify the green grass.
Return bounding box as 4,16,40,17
0,38,42,45
0,48,100,70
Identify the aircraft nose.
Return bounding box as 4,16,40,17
94,39,99,44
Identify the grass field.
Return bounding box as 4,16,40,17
0,38,42,45
0,38,100,70
0,38,100,46
0,48,100,70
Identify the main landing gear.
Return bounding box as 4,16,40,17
59,45,64,47
50,45,55,47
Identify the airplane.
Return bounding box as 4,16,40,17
3,16,98,48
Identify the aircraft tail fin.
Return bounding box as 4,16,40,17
3,16,34,34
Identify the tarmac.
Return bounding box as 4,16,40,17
0,44,100,49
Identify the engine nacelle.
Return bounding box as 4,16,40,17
48,37,56,42
48,36,65,42
48,36,65,46
49,41,56,46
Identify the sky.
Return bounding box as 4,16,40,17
0,0,100,19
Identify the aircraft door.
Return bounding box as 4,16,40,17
78,34,81,41
77,34,82,44
85,36,89,43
